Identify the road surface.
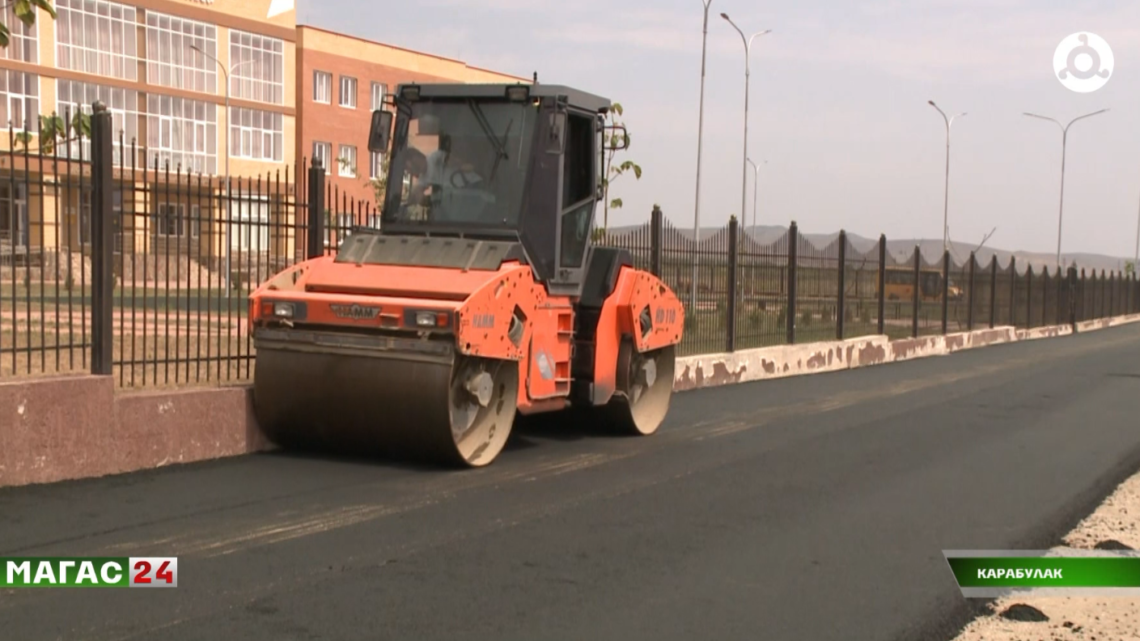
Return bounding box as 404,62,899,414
3,324,1140,641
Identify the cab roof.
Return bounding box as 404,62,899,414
394,82,612,115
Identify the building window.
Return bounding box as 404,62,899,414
338,145,356,177
0,183,28,247
230,29,284,105
312,141,331,173
146,94,217,175
339,76,356,109
0,2,39,64
371,82,386,111
0,70,39,131
56,0,136,81
369,151,384,179
313,70,331,103
156,202,200,238
145,10,216,93
232,195,269,252
229,107,282,162
57,79,140,167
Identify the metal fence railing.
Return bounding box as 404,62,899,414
598,213,1140,357
2,104,1139,387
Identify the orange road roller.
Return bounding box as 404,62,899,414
248,82,684,467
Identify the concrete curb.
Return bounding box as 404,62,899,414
673,314,1140,393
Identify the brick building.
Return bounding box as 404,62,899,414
295,25,528,218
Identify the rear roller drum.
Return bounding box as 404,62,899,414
603,341,676,436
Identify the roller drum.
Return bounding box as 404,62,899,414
252,329,518,467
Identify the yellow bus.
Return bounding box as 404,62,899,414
880,266,960,302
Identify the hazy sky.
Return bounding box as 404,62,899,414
299,0,1140,259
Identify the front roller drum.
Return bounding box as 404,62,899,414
600,341,676,436
253,347,519,468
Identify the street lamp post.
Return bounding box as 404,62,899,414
746,157,763,231
691,0,713,313
1133,188,1139,270
722,13,770,247
191,44,256,297
1023,109,1109,270
928,101,966,254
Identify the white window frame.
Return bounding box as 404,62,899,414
155,202,201,239
57,79,141,166
0,1,39,64
339,76,356,109
232,195,269,252
229,29,284,105
0,182,29,247
313,70,331,104
229,107,283,162
338,144,356,178
146,93,218,175
313,141,331,174
369,151,384,180
145,9,216,93
371,82,387,111
0,69,39,132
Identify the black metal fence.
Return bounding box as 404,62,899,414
2,104,1138,388
600,211,1139,356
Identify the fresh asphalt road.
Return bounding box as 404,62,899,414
3,324,1140,641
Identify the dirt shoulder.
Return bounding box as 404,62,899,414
950,471,1140,641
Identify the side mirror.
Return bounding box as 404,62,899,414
368,110,392,153
603,124,629,151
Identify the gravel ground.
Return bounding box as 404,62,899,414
950,471,1140,641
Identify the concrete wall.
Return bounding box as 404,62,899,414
0,377,269,488
3,313,1139,489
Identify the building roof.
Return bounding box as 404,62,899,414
296,24,531,83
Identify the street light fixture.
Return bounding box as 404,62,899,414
691,0,713,312
190,43,257,297
721,13,770,250
928,100,966,254
1023,108,1109,270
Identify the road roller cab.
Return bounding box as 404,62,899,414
248,82,684,468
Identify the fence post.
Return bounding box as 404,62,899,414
988,256,997,328
90,101,115,376
307,159,326,259
1025,266,1033,329
965,252,975,331
1103,270,1112,317
787,221,798,345
911,245,920,338
836,230,846,340
726,215,738,352
877,234,886,336
1009,257,1017,326
650,205,663,278
1069,267,1079,329
941,250,950,335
